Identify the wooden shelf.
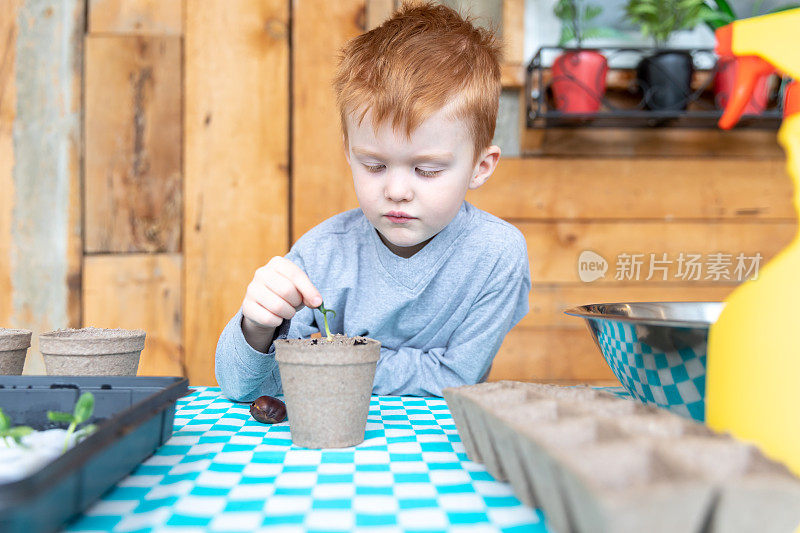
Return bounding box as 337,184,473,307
520,126,784,158
501,61,525,88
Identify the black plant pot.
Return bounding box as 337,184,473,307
636,51,694,111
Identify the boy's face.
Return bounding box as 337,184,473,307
344,105,500,258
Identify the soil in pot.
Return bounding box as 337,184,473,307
551,50,608,113
0,329,32,375
39,327,145,376
275,335,380,449
636,51,694,111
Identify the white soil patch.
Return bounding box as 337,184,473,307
0,429,81,484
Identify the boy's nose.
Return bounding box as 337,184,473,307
384,170,414,202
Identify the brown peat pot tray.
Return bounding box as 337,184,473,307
443,381,800,533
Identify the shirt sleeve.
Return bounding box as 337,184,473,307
214,250,320,402
372,247,531,397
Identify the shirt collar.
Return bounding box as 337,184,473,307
366,201,472,292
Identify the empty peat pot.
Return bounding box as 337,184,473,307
0,328,33,375
275,335,380,448
39,327,145,376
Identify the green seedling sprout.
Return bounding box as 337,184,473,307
47,391,97,453
317,301,336,341
0,408,33,448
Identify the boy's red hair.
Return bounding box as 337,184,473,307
333,1,503,163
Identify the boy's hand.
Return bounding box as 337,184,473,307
241,257,322,350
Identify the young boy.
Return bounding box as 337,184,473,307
215,1,531,402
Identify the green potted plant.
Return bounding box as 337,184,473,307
274,302,380,449
551,0,617,113
703,0,798,114
625,0,707,110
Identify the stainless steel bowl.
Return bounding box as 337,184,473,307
565,302,725,421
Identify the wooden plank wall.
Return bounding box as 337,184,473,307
0,1,19,329
82,0,291,385
83,0,184,378
2,0,85,375
293,0,364,241
184,0,290,385
4,0,796,386
469,160,794,382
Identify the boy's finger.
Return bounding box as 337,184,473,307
246,283,296,320
274,258,322,308
242,299,282,329
262,272,302,309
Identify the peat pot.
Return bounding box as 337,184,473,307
0,329,32,375
39,327,145,376
275,335,380,448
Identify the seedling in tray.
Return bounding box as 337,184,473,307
0,408,33,447
47,392,97,452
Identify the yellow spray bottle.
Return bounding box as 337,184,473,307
707,8,800,478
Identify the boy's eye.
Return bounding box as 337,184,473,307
416,168,443,178
361,163,442,177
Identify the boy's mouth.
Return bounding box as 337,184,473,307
385,211,415,223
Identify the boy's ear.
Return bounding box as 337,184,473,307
468,145,501,190
343,133,350,165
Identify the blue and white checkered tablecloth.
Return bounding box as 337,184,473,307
63,386,549,532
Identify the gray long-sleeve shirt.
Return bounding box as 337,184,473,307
215,201,531,402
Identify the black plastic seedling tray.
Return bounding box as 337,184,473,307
0,375,190,533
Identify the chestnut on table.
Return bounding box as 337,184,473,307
249,395,287,424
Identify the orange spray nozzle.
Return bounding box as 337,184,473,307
717,55,776,129
714,24,733,57
715,24,778,130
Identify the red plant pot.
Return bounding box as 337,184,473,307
551,50,608,113
714,56,772,114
